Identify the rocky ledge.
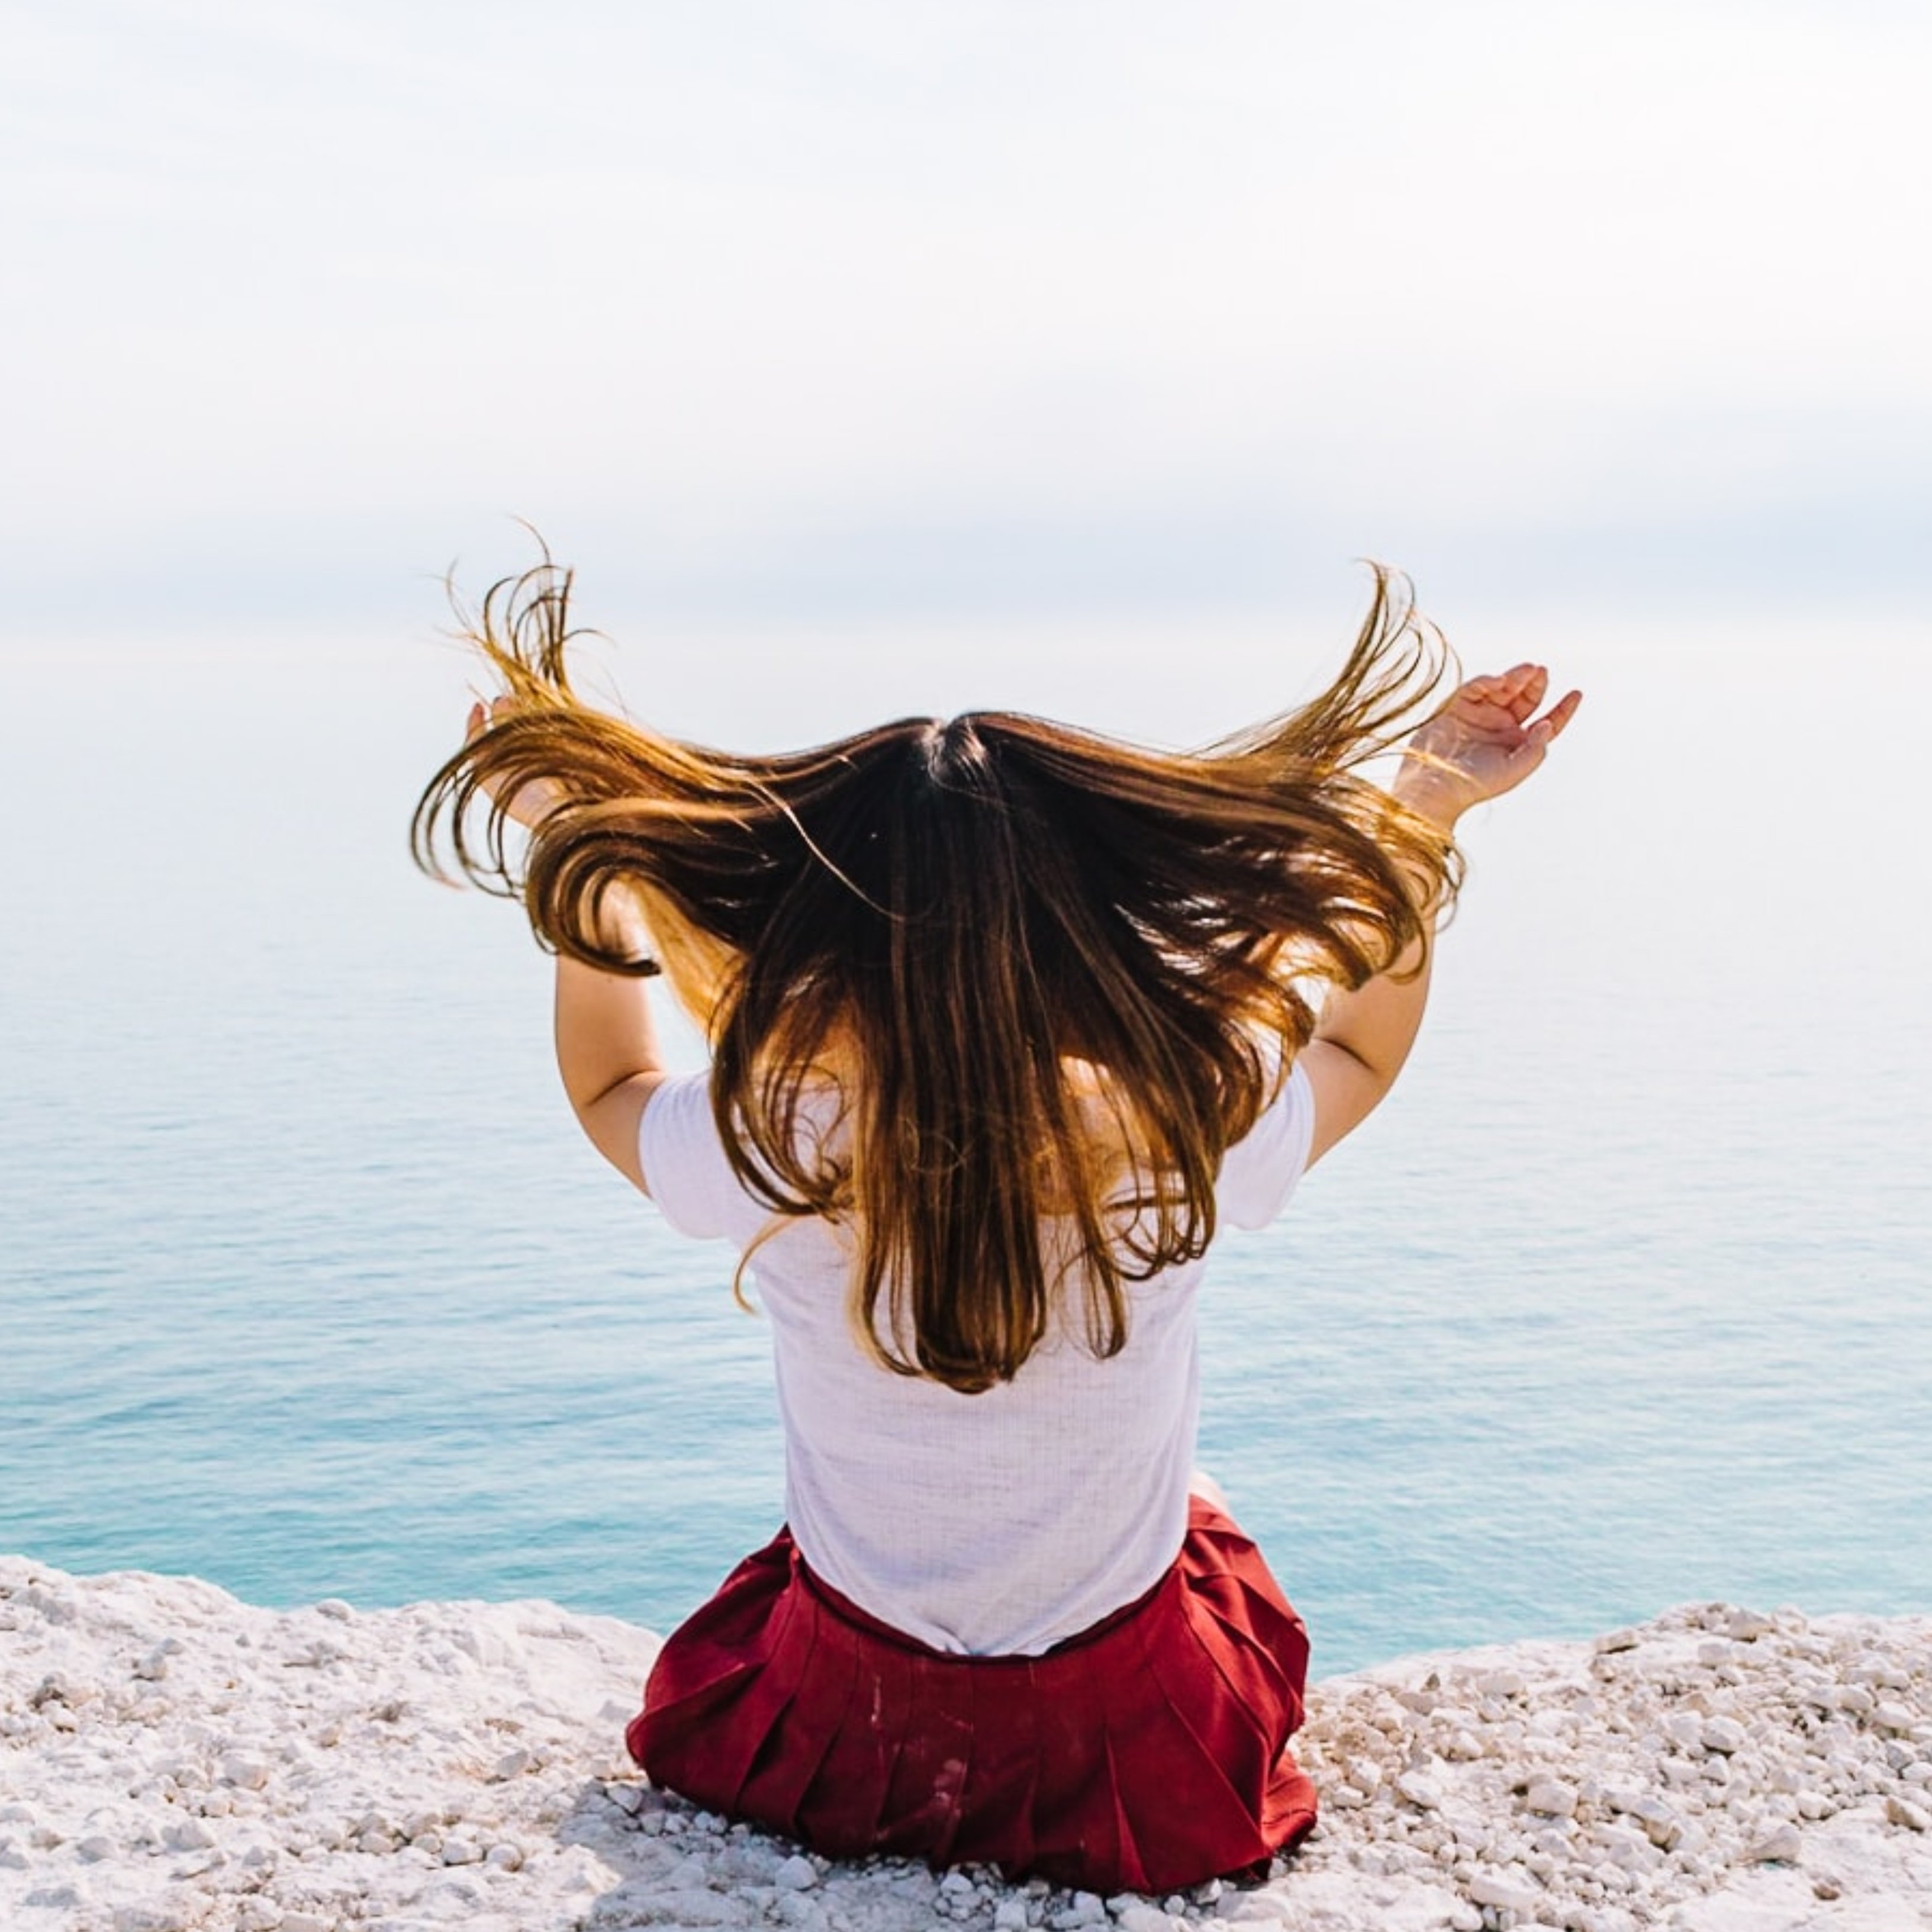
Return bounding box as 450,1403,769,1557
2,1557,1927,1931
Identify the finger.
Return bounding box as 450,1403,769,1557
1526,688,1583,745
1537,688,1583,738
1499,664,1548,723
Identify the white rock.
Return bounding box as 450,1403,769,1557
775,1853,820,1889
1593,1628,1641,1654
219,1753,271,1789
1397,1770,1443,1809
1701,1717,1747,1754
1524,1778,1579,1817
440,1835,482,1865
485,1842,524,1870
1872,1701,1917,1733
1886,1795,1931,1831
994,1902,1031,1932
1742,1821,1802,1862
1466,1868,1542,1912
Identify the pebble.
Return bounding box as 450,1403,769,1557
1524,1778,1579,1817
775,1852,820,1889
1743,1821,1802,1862
1467,1868,1543,1911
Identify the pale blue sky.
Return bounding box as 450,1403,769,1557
5,0,1929,636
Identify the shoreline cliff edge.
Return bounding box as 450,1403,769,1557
4,1556,1928,1932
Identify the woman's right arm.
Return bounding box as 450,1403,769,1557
1297,663,1580,1168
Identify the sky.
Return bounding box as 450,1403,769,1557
4,0,1930,645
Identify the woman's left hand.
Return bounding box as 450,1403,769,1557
466,695,566,830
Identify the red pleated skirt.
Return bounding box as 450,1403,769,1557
625,1499,1318,1894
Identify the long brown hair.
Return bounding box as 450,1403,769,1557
413,557,1460,1392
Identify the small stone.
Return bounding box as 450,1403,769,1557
994,1902,1031,1932
775,1853,819,1889
1701,1717,1747,1754
166,1818,217,1852
1886,1795,1931,1831
76,1834,114,1862
1466,1869,1542,1912
1476,1669,1526,1698
1593,1628,1641,1654
280,1916,330,1932
1873,1701,1917,1734
220,1754,271,1790
314,1598,354,1621
1524,1778,1579,1817
1397,1771,1443,1809
441,1836,482,1865
1725,1608,1775,1641
485,1843,523,1870
1743,1821,1802,1863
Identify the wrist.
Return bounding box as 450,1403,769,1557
1389,763,1467,831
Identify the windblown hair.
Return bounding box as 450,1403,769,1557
413,556,1461,1393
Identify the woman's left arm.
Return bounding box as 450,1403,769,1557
466,697,669,1193
555,945,668,1194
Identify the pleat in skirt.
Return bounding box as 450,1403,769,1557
625,1498,1318,1894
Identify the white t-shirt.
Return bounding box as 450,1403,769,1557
637,1061,1315,1657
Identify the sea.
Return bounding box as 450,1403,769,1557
2,603,1927,1677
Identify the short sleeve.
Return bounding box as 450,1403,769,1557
637,1073,759,1244
1216,1060,1316,1230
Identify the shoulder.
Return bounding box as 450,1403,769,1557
1216,1058,1316,1230
637,1072,749,1241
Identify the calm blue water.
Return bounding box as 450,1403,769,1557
2,619,1927,1677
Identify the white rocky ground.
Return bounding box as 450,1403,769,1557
3,1556,1928,1932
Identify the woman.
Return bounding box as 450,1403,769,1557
414,556,1579,1891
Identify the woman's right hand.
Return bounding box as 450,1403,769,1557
1392,664,1582,828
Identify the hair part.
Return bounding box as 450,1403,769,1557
413,557,1461,1393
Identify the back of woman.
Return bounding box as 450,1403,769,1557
415,555,1578,1891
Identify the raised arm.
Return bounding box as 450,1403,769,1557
467,699,669,1192
1298,663,1581,1168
